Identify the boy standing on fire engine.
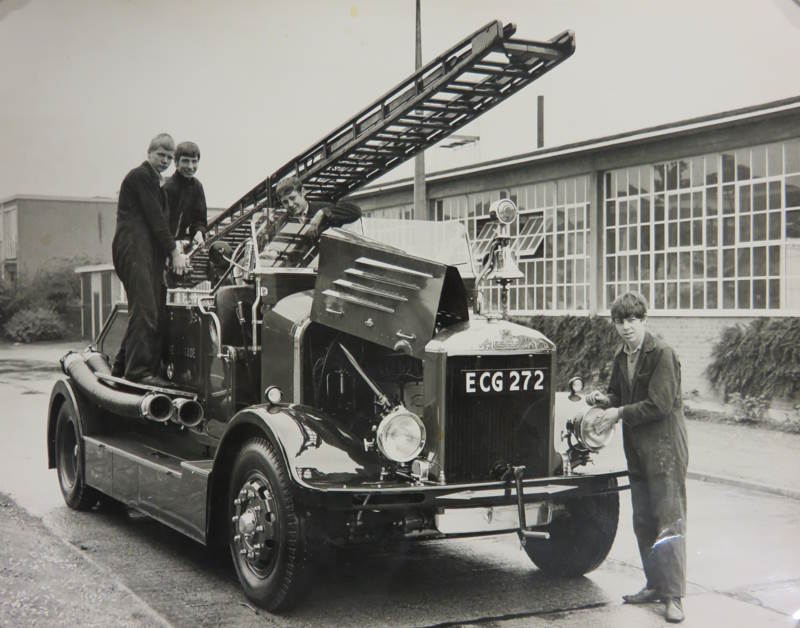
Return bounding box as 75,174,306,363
111,133,189,385
165,141,207,247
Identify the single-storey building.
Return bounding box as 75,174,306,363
349,96,800,396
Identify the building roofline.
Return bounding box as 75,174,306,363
0,193,117,205
351,94,800,197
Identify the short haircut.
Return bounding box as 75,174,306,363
148,133,175,154
175,141,200,161
610,291,648,322
276,175,303,198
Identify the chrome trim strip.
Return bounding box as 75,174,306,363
332,279,408,302
344,268,421,290
293,317,312,404
355,257,434,278
322,289,395,314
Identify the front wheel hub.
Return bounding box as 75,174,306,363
231,479,276,573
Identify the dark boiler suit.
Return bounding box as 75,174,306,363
164,172,207,241
111,162,176,380
606,331,689,598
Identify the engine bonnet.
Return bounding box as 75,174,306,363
311,229,469,358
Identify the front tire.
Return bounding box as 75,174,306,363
54,400,100,510
524,477,619,577
228,438,311,612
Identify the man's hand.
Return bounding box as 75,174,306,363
306,209,325,238
192,231,204,247
585,390,610,407
592,407,620,435
171,249,190,276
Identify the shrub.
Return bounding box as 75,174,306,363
23,259,85,315
514,315,619,390
0,277,16,325
705,318,800,401
728,392,770,423
3,307,67,343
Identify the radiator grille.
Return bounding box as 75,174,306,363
444,354,553,483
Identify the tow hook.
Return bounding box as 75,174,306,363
511,465,550,546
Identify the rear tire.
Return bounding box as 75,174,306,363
228,438,311,612
524,477,619,577
54,400,100,511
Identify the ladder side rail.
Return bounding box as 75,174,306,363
293,30,575,200
222,21,509,215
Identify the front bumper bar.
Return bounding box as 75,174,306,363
299,469,629,512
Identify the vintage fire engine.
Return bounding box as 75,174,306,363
47,21,626,611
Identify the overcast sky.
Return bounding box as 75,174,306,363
1,0,799,207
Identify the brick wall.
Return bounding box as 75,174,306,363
645,316,757,399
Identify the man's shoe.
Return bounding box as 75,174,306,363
622,587,660,604
664,597,684,623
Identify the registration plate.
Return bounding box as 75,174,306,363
463,368,546,394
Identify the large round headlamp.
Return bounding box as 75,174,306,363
375,406,426,463
571,406,616,452
489,198,518,224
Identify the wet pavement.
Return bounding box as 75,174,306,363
1,339,799,626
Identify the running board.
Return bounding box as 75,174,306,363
83,435,212,544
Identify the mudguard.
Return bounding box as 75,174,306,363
47,378,98,468
216,403,383,490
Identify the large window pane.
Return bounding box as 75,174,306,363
769,279,780,309
753,246,767,276
692,282,704,309
655,195,665,221
722,153,735,182
707,218,718,247
787,139,800,174
737,280,751,309
723,249,735,277
723,280,735,308
707,282,718,308
723,217,735,245
667,283,678,308
680,282,691,308
738,248,751,277
654,224,664,251
767,143,783,176
739,214,751,242
753,279,767,309
693,251,704,276
679,221,690,247
752,146,767,178
705,155,719,185
667,253,677,280
786,175,800,207
753,213,766,241
655,254,665,280
770,211,782,239
706,250,718,277
722,185,735,214
654,283,665,308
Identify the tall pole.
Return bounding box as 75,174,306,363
413,0,427,220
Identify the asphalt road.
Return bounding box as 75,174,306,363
1,350,798,627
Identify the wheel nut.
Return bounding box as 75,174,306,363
233,534,241,542
231,515,239,523
255,525,263,532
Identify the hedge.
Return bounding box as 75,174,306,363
705,318,800,401
514,315,619,390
